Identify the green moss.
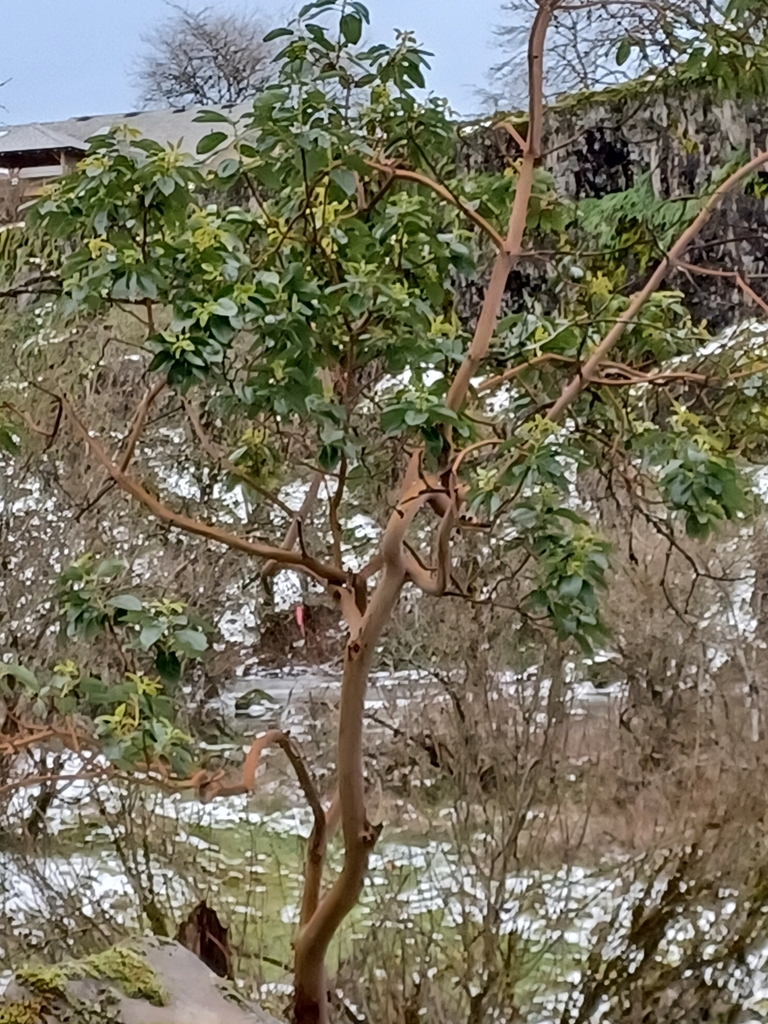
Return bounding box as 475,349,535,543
15,945,167,1008
13,965,69,997
0,1000,44,1024
80,946,167,1006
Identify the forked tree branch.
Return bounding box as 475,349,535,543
262,472,325,578
444,1,554,417
62,398,348,586
329,581,364,634
294,451,447,1018
404,502,455,596
79,380,167,517
400,4,555,606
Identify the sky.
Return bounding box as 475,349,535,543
0,0,512,126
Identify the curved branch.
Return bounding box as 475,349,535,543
676,260,768,317
366,160,506,250
381,479,438,572
591,369,710,387
250,732,329,928
1,400,61,439
404,503,455,597
62,399,347,586
451,437,504,478
478,353,581,394
328,453,347,568
77,379,167,519
196,728,329,928
122,379,167,471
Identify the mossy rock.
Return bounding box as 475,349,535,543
15,944,168,1007
14,943,166,1007
0,999,46,1024
3,939,280,1024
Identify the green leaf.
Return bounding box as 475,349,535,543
559,575,584,599
553,508,587,524
588,551,610,571
319,443,340,472
108,594,144,612
403,62,425,89
216,158,240,179
174,628,209,657
139,622,166,649
193,110,234,123
197,132,228,155
156,176,176,196
685,513,712,539
330,167,358,196
0,664,38,689
306,23,334,50
404,409,429,426
78,677,113,704
212,296,238,317
147,350,172,373
510,505,538,530
155,649,182,686
0,424,20,455
299,0,336,16
55,695,77,715
340,12,363,44
616,38,632,66
263,26,294,41
95,557,126,579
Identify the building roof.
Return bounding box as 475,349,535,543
0,123,88,157
0,104,249,159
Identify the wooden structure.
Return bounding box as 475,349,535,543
0,124,88,201
0,106,244,222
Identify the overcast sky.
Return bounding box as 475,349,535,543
0,0,513,125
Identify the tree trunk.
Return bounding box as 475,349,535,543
293,567,404,1023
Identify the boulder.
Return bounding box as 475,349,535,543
3,938,282,1024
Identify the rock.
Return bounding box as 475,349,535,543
3,938,281,1024
458,81,768,332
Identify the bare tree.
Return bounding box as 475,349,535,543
488,0,768,107
134,3,277,108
